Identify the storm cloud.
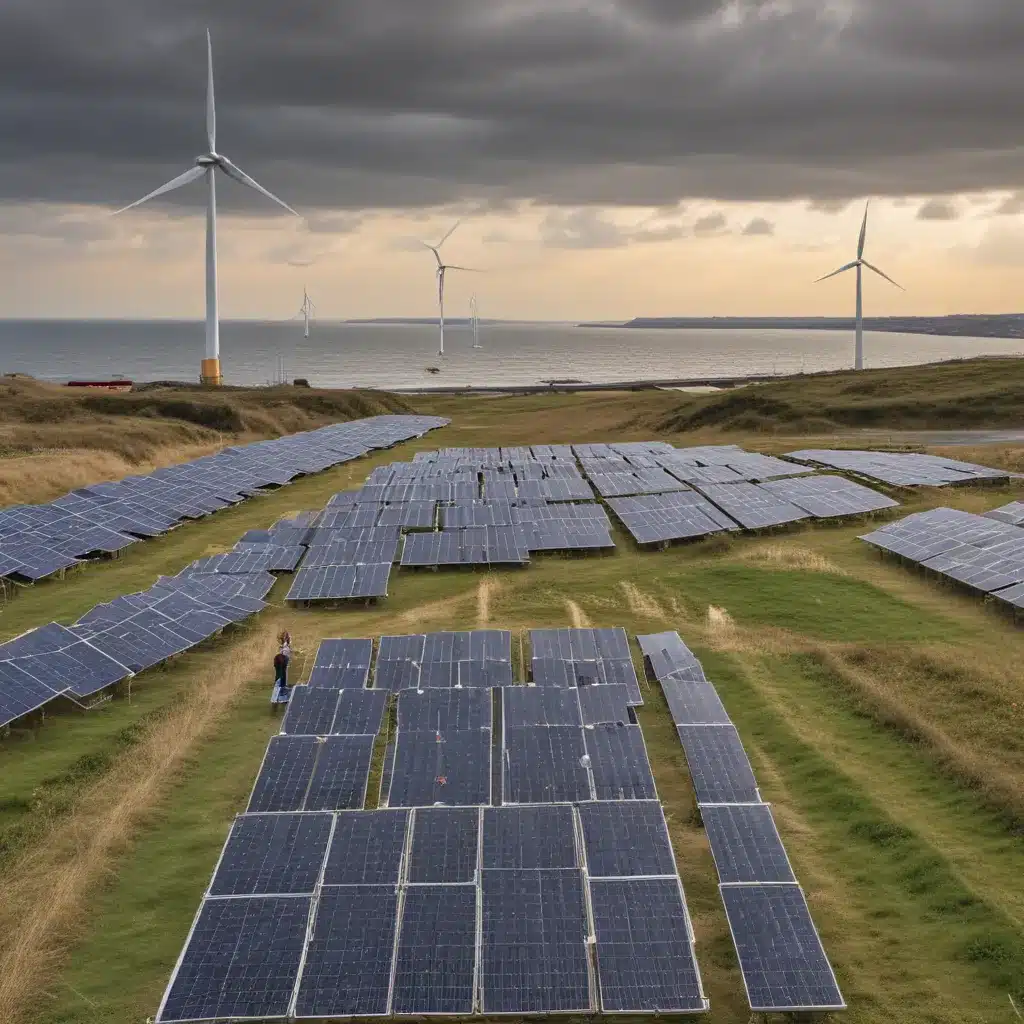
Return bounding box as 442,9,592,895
0,0,1022,214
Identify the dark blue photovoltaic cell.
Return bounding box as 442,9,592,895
503,686,582,728
209,812,333,896
502,726,591,804
701,804,796,884
577,800,676,878
480,869,591,1013
391,885,477,1014
387,730,492,807
397,687,491,733
304,735,375,810
307,638,373,686
661,679,732,725
246,736,318,813
407,807,480,883
577,683,631,724
372,659,421,691
332,689,388,735
585,723,658,800
322,809,409,885
294,885,398,1018
0,660,64,727
158,895,311,1023
280,686,340,736
590,877,706,1012
721,883,845,1012
482,805,578,869
676,724,760,805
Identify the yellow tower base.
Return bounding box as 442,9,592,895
200,358,223,386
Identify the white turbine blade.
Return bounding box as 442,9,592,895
206,29,216,152
435,219,461,249
422,242,443,267
110,165,206,215
862,259,904,290
445,264,483,273
814,260,858,283
218,157,300,217
857,200,869,259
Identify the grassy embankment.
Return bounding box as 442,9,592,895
0,366,1022,1022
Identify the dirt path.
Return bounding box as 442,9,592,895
565,599,592,628
476,578,497,625
0,628,276,1023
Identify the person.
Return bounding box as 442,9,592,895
271,640,291,708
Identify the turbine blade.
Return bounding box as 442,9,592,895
110,165,206,215
218,157,300,217
814,260,858,283
206,29,216,152
445,264,483,272
422,243,443,267
857,200,869,259
435,219,461,249
861,258,904,290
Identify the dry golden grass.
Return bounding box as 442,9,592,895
476,578,497,625
0,627,276,1023
565,599,593,628
619,580,668,620
737,540,848,575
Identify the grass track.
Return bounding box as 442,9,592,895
1,400,1023,1023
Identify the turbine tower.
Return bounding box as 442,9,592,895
421,220,479,357
470,295,482,349
299,286,315,338
815,201,903,371
113,31,300,385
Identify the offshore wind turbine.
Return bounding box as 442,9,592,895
815,201,903,371
421,220,480,357
469,295,482,349
112,30,300,385
299,286,315,338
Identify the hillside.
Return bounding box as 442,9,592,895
0,377,415,505
653,357,1024,433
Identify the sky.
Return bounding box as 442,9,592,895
0,0,1021,321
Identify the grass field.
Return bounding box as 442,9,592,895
1,386,1023,1023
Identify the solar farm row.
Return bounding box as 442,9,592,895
860,502,1024,612
156,628,711,1020
0,414,448,584
786,448,1013,487
638,631,846,1014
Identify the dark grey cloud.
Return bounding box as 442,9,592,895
994,192,1024,215
539,208,686,249
917,198,960,220
693,212,728,236
0,0,1022,217
741,216,775,235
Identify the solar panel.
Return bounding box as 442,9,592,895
391,884,477,1014
397,687,492,733
480,868,592,1013
386,729,492,807
482,804,578,869
305,735,375,810
577,800,676,878
378,633,425,662
322,809,409,885
661,679,732,725
407,807,480,883
701,803,796,884
502,726,592,804
585,723,658,800
332,689,388,735
637,630,707,683
280,686,340,735
373,659,421,692
247,736,319,812
721,883,845,1012
984,500,1024,526
608,491,739,543
676,725,761,805
285,563,391,601
785,447,1006,487
502,686,582,727
577,682,631,724
759,474,899,518
696,482,809,530
294,885,398,1018
208,812,333,896
0,660,65,728
157,895,311,1023
590,877,706,1012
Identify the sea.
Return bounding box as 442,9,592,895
0,320,1021,390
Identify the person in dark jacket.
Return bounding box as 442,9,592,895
271,644,291,707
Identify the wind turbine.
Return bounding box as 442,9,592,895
112,30,300,385
299,286,315,338
469,295,482,349
421,220,480,357
815,201,903,371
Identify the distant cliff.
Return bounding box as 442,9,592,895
578,314,1024,340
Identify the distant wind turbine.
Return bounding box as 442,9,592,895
815,201,903,371
470,295,482,349
112,30,300,385
298,286,315,338
421,220,480,357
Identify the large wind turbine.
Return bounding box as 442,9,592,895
421,221,479,357
469,295,482,349
299,286,315,338
815,201,903,371
113,31,300,385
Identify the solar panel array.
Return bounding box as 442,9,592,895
638,630,845,1014
860,505,1024,612
156,625,710,1019
786,448,1010,486
529,627,645,704
0,415,447,584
